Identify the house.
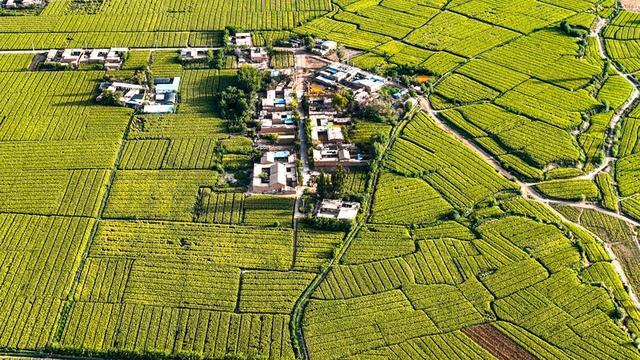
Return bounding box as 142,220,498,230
312,40,337,56
259,120,297,135
154,77,180,94
231,32,253,47
87,48,125,70
250,47,269,63
97,76,180,113
60,49,83,66
261,89,293,112
312,124,344,144
259,110,297,135
308,96,335,115
142,104,175,114
179,48,209,61
3,0,45,9
251,151,297,194
98,81,147,108
315,199,360,220
313,144,367,169
276,134,296,145
310,116,344,144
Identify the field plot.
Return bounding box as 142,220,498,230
386,112,518,209
371,171,453,225
605,11,640,73
294,227,345,272
103,170,220,221
616,104,640,220
0,214,94,350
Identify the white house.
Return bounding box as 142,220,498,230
231,32,253,47
312,40,337,56
316,199,360,220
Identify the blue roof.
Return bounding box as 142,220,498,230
274,151,290,158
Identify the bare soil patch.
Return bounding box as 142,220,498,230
622,0,640,12
462,324,536,360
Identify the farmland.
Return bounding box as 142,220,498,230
1,0,640,359
302,111,640,359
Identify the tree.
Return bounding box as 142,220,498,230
304,35,315,51
354,99,394,123
336,46,345,62
237,66,264,94
317,171,328,198
332,90,350,113
218,86,252,132
98,89,123,106
331,166,347,195
212,49,226,69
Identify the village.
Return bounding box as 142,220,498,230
32,31,409,224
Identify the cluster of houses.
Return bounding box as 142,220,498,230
227,32,271,68
179,48,209,62
315,62,386,93
41,48,126,70
177,32,270,68
251,75,299,194
97,77,180,114
307,93,368,169
247,38,393,222
2,0,45,9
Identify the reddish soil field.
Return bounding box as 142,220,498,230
462,324,536,360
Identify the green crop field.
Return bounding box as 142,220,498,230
1,0,640,359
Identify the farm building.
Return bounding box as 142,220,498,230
2,0,45,9
311,116,344,144
259,111,297,136
314,63,386,93
230,32,253,47
261,88,293,112
236,47,270,68
98,81,147,108
43,48,126,70
315,199,360,220
179,48,209,61
313,144,367,169
154,77,180,94
312,40,337,56
97,77,180,113
251,151,297,194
